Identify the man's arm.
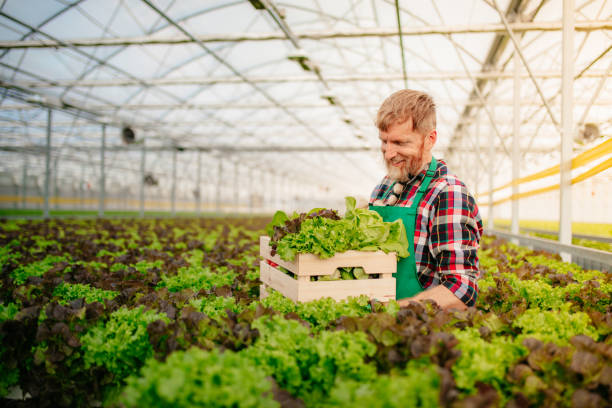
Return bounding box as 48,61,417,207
397,285,467,310
425,181,483,309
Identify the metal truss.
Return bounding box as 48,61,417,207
0,21,608,49
0,0,610,218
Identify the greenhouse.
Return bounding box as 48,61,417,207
0,0,611,407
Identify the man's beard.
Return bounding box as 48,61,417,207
385,142,426,182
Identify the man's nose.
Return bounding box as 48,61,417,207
384,144,396,160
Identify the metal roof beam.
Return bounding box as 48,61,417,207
0,21,609,49
446,0,535,158
0,119,586,129
4,98,611,111
0,144,558,154
10,69,607,88
140,0,371,181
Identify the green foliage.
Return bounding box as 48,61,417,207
119,347,278,408
81,306,169,380
0,364,18,397
295,295,372,330
183,249,205,267
1,216,609,406
524,254,585,276
275,216,360,261
0,243,21,268
325,358,440,407
157,265,236,293
0,302,20,396
453,327,527,397
257,289,372,331
0,302,19,323
96,249,127,258
30,235,61,253
189,295,244,320
11,254,70,285
244,315,377,403
344,196,409,257
270,196,409,261
133,259,164,274
52,282,118,305
110,263,128,273
513,306,599,345
503,272,568,309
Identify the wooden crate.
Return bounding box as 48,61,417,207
259,236,396,302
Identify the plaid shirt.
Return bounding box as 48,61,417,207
369,159,483,306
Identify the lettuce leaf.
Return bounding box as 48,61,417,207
268,197,409,261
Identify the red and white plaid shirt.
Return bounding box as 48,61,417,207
369,159,483,306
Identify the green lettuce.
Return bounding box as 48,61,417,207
269,197,409,261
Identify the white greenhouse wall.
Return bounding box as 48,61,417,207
479,170,612,224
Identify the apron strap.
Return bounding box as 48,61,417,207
409,157,438,210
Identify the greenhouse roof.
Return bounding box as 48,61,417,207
0,0,610,206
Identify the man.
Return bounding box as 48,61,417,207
369,89,483,310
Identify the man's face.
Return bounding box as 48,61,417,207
379,118,429,182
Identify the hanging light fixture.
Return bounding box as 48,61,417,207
247,0,265,10
288,49,316,72
575,123,600,144
121,126,136,144
321,92,337,106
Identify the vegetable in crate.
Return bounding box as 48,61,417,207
266,196,409,262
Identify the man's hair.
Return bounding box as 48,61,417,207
375,89,436,134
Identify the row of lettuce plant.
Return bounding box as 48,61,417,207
0,216,610,407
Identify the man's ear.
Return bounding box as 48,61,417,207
425,129,437,149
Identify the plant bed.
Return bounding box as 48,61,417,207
259,236,396,302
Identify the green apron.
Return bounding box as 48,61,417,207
369,157,438,300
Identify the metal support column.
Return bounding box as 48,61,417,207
53,158,59,209
273,172,279,210
282,176,287,212
266,171,272,212
98,124,106,217
460,131,466,181
171,148,177,216
234,162,239,213
511,50,520,236
139,141,146,217
260,170,266,213
196,151,201,216
487,91,496,231
248,167,253,214
559,0,574,260
475,113,480,196
43,108,52,218
21,154,27,208
267,171,272,213
215,159,222,213
80,162,85,209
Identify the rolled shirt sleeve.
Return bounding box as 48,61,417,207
429,182,482,307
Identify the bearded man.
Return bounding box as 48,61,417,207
369,89,483,310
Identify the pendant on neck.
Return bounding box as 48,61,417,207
392,183,404,195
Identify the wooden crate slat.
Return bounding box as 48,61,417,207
260,284,269,299
297,277,395,302
259,236,299,273
260,261,299,301
259,235,397,302
260,236,396,276
260,260,396,302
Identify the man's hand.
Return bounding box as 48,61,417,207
397,285,467,311
356,197,369,209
